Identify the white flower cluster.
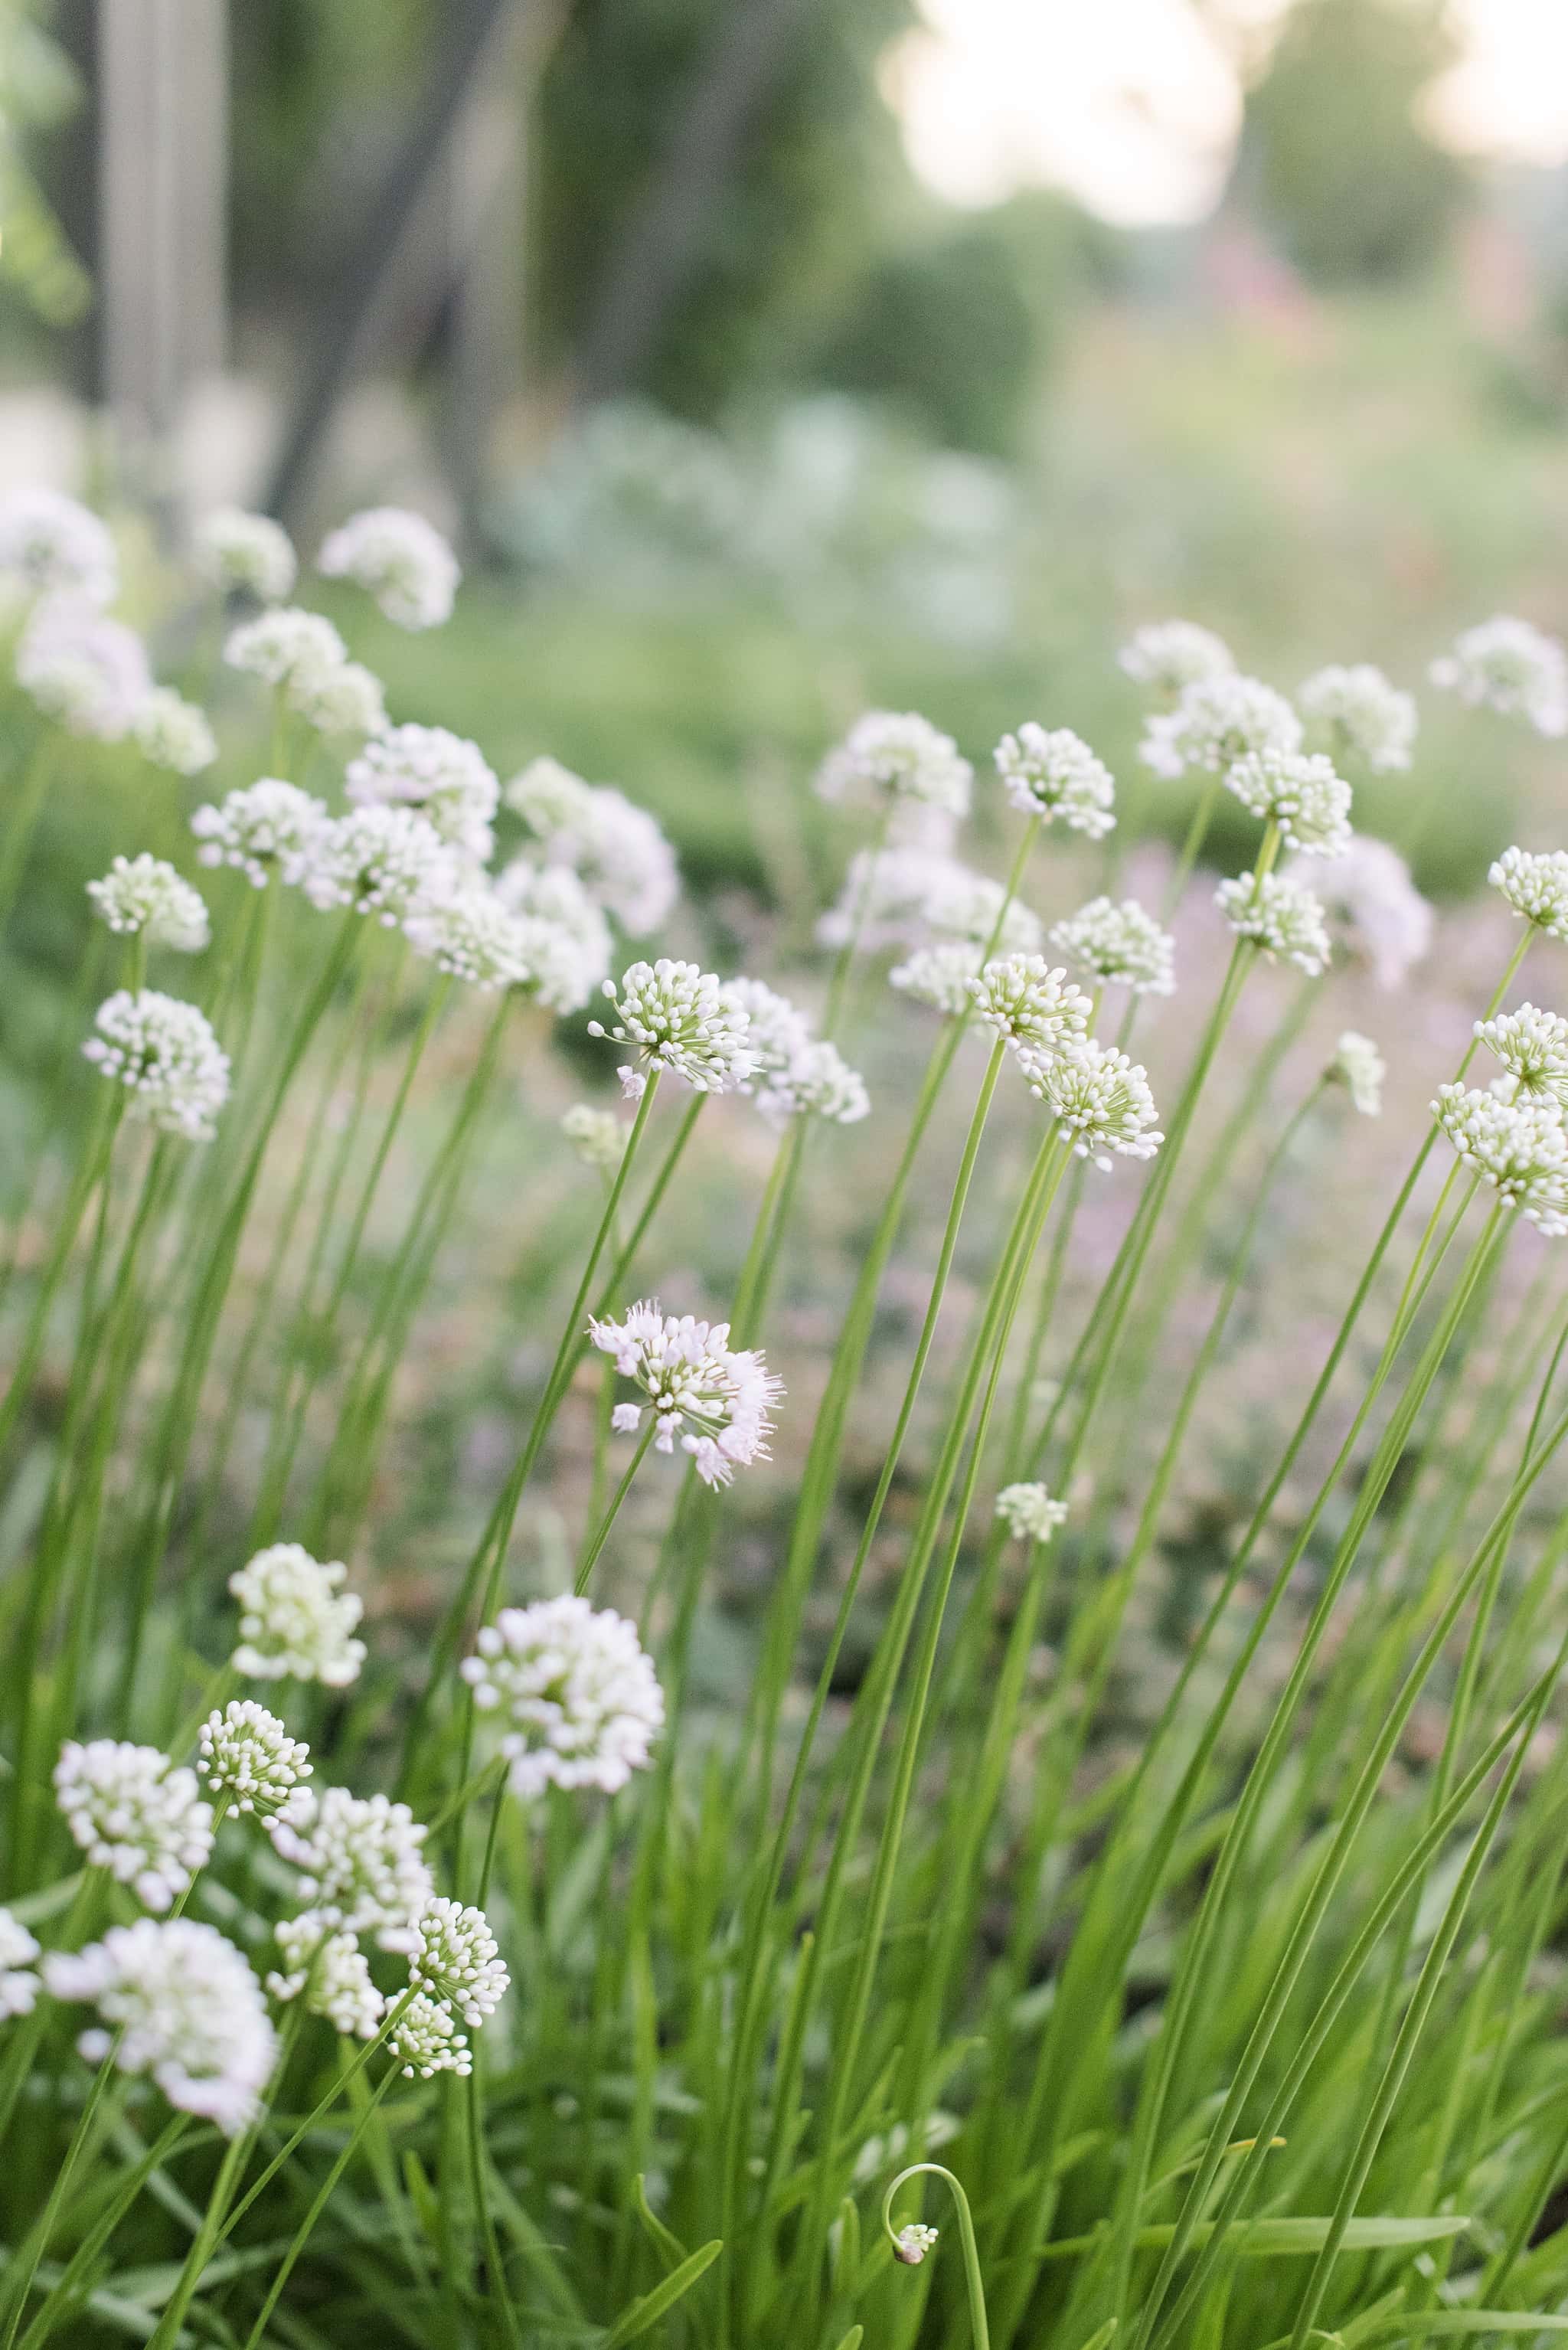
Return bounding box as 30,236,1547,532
1329,1031,1385,1116
995,1482,1069,1543
44,1919,277,2134
54,1739,213,1910
893,2222,939,2266
409,1898,509,2027
191,778,330,889
225,606,345,691
193,507,297,604
1215,873,1331,977
505,757,680,936
1119,619,1234,698
346,724,500,864
0,1909,41,2021
0,487,116,607
727,978,869,1126
1491,847,1568,944
1433,1083,1568,1235
1432,616,1568,737
268,1788,433,1954
299,806,457,927
561,1102,627,1169
267,1918,384,2038
815,711,972,819
822,846,1041,962
294,660,387,739
993,724,1116,839
132,688,218,775
889,943,988,1016
1141,672,1302,779
17,601,152,739
492,858,615,1011
229,1543,366,1686
1298,663,1416,772
1027,1041,1164,1169
1050,896,1175,995
318,506,459,630
1475,1005,1568,1109
589,1298,784,1487
197,1700,312,1818
401,885,533,993
389,1992,472,2079
969,956,1093,1066
83,989,231,1140
462,1595,665,1798
87,855,210,953
1225,749,1352,858
590,959,755,1100
1296,837,1432,988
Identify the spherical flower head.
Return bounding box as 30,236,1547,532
191,779,329,890
561,1103,628,1168
815,711,972,819
403,884,534,992
588,959,755,1097
229,1542,366,1687
224,606,346,692
1475,1003,1568,1109
1215,872,1331,977
816,847,1040,959
1290,835,1432,988
1298,663,1416,773
410,1898,509,2027
87,855,210,953
44,1918,276,2134
589,1298,784,1486
1026,1041,1164,1171
1050,896,1175,996
16,600,152,739
291,659,387,740
266,1916,384,2038
505,759,680,936
268,1786,433,1953
1490,847,1568,943
132,687,218,775
390,1991,472,2077
890,942,985,1016
317,505,460,630
1434,1082,1568,1234
0,1908,41,2021
300,806,459,927
1329,1031,1385,1116
54,1739,213,1910
461,1595,665,1799
197,1700,312,1817
1432,616,1568,737
0,487,116,607
893,2223,939,2266
724,978,868,1124
993,724,1116,838
1118,619,1234,699
192,507,297,603
83,989,230,1141
494,858,614,1011
788,1038,871,1125
1225,748,1351,858
969,956,1093,1066
995,1482,1069,1543
347,724,499,863
1141,672,1302,780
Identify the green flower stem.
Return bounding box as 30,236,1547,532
883,2165,989,2350
575,1418,657,1594
239,2061,403,2349
0,2049,125,2348
1161,772,1223,914
0,732,57,933
15,2110,193,2350
0,1083,122,1469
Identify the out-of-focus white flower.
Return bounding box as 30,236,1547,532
318,507,459,630
299,806,458,927
1329,1031,1385,1116
410,1899,508,2027
727,977,869,1125
389,1992,472,2077
994,724,1116,839
1434,1082,1568,1234
589,959,754,1097
1298,663,1416,772
54,1740,213,1910
197,1700,312,1818
493,858,615,1010
83,989,230,1141
787,1037,871,1124
1225,748,1352,858
1490,847,1568,944
893,2223,939,2266
229,1543,366,1687
889,942,984,1015
132,688,218,775
403,884,533,993
1215,872,1331,977
561,1103,627,1168
17,600,152,739
1432,616,1568,737
0,1910,41,2021
462,1595,665,1797
1050,897,1175,996
1026,1041,1164,1170
817,847,1040,959
0,488,116,607
1140,673,1302,779
193,508,297,604
1119,619,1234,698
1475,1005,1568,1109
505,757,680,936
267,1787,433,1954
191,779,330,890
589,1298,783,1487
291,659,387,740
44,1918,276,2134
969,956,1093,1067
995,1482,1069,1542
224,606,346,693
266,1917,384,2038
87,855,209,953
348,724,499,863
1289,835,1432,988
815,711,972,819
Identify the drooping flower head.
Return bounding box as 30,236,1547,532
1433,1083,1568,1234
1432,616,1568,737
504,758,681,936
229,1543,366,1687
1298,663,1416,773
317,506,459,630
588,959,755,1100
0,1910,41,2022
347,724,499,864
1225,748,1353,858
1025,1041,1164,1170
16,601,151,739
1215,872,1331,977
893,2223,939,2267
83,990,230,1140
969,956,1093,1067
197,1701,312,1819
1050,896,1175,995
1475,1005,1568,1110
1329,1031,1385,1116
409,1899,509,2027
87,855,210,953
266,1918,384,2038
589,1299,783,1487
1289,835,1432,988
0,487,116,607
995,1482,1070,1543
462,1595,665,1797
267,1787,433,1953
44,1919,276,2134
224,606,346,694
993,724,1116,839
54,1739,214,1910
299,806,458,927
1490,847,1568,944
815,711,972,819
1140,673,1302,779
1119,619,1234,699
191,779,329,890
192,507,297,603
132,688,218,775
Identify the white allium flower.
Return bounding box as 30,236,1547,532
995,1482,1070,1542
815,711,973,818
893,2223,939,2265
561,1103,628,1168
403,884,534,993
1291,835,1432,988
504,757,680,936
493,858,615,1011
461,1595,665,1798
82,989,230,1141
0,487,116,607
1050,896,1175,995
1215,872,1331,977
197,1700,312,1817
317,506,460,630
229,1543,366,1687
1490,847,1568,943
54,1740,213,1910
1119,619,1235,698
889,942,983,1016
347,724,499,864
1140,672,1302,779
410,1899,509,2027
132,687,218,775
87,855,210,953
267,1788,433,1954
786,1038,871,1124
1475,1004,1568,1108
589,959,755,1097
1026,1041,1164,1170
224,606,346,692
727,978,870,1125
993,724,1116,839
16,601,152,739
44,1918,276,2134
192,508,297,604
1330,1031,1385,1116
389,1991,472,2077
266,1917,384,2038
1432,616,1568,737
1298,663,1416,772
299,806,459,927
969,956,1093,1066
290,659,387,740
1433,1083,1568,1234
0,1909,41,2021
589,1298,783,1487
1225,748,1352,858
815,848,1040,959
191,779,329,890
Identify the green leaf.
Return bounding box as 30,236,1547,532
831,2330,865,2350
1356,2316,1568,2343
632,2173,689,2273
1032,2217,1469,2263
599,2240,723,2348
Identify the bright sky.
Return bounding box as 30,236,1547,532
886,0,1568,225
